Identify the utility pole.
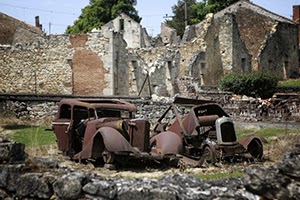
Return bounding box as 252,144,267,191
49,22,52,34
184,0,188,27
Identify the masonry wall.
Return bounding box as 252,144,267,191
259,22,299,78
0,30,128,96
102,13,150,49
128,47,180,97
0,35,73,94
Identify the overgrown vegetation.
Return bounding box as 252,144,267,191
236,126,300,162
8,125,55,147
235,126,299,141
220,72,279,99
195,170,243,181
278,79,300,87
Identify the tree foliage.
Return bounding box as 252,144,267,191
220,72,279,99
66,0,141,34
166,0,240,37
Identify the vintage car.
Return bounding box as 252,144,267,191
52,97,265,167
152,97,266,166
52,98,177,166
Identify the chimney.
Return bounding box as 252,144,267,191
293,5,300,22
35,16,42,30
293,5,300,46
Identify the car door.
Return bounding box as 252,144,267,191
52,103,73,154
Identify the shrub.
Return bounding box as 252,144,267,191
220,72,278,99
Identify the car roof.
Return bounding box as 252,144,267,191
173,96,215,106
58,98,137,112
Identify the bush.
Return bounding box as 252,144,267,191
220,72,278,99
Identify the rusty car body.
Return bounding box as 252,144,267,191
52,98,181,166
52,97,265,167
152,97,266,165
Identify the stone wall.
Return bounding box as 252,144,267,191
128,1,299,97
214,1,299,75
0,93,299,126
102,13,151,49
0,35,73,94
0,30,129,96
0,1,299,97
259,22,299,78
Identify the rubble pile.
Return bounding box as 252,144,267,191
0,138,299,199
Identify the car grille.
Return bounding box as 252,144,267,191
220,122,237,143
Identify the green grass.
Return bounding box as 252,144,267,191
9,126,56,147
236,127,299,141
278,79,300,87
195,170,243,181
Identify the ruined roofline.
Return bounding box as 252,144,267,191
0,11,44,34
214,0,297,25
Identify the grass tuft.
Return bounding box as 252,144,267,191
236,127,298,142
265,134,300,161
9,126,56,147
278,79,300,87
195,170,243,181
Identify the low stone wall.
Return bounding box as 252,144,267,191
0,138,299,199
0,93,299,126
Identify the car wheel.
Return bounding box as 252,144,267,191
102,150,115,164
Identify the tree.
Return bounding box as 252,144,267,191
66,0,141,34
166,0,197,37
166,0,240,37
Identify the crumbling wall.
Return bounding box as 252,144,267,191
102,13,151,49
129,14,218,97
0,35,73,94
0,30,128,95
129,47,181,97
70,34,107,95
160,23,180,45
259,22,299,78
113,32,130,95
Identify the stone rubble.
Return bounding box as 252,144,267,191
0,138,299,199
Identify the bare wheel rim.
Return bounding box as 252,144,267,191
102,150,115,164
203,146,214,163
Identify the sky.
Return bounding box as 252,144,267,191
0,0,299,36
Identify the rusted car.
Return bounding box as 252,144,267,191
152,97,266,166
52,97,265,168
52,98,180,167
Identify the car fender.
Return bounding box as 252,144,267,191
74,127,137,160
238,135,267,158
150,131,183,155
98,127,137,153
238,135,267,149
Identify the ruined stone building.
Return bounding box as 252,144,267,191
0,0,299,97
129,0,300,96
101,13,151,49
